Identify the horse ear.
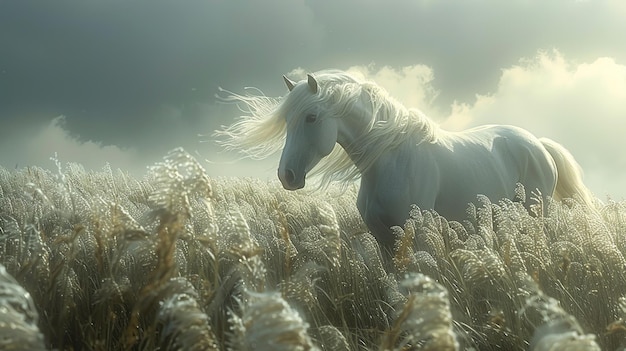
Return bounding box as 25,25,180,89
283,75,296,91
307,74,318,94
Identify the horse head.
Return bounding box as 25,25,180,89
278,73,337,190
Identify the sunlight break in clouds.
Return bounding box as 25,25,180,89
444,50,626,199
347,64,442,119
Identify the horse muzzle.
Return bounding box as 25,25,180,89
278,168,305,190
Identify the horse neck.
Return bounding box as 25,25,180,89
334,87,438,174
335,91,382,172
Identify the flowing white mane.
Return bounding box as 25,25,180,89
216,69,440,187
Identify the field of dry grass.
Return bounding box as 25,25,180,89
1,148,625,350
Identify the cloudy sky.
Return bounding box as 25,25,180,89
1,0,625,199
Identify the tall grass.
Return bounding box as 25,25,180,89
1,148,625,350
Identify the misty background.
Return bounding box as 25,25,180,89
1,0,625,199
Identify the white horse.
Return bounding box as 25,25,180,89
217,70,595,251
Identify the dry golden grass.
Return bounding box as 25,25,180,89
1,148,625,350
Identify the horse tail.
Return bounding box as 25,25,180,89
539,138,596,208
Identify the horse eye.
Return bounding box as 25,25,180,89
305,114,317,123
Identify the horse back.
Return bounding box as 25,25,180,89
431,125,557,218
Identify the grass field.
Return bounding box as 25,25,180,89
1,148,624,350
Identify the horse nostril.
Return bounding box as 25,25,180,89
279,168,302,190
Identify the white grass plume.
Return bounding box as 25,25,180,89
382,273,458,350
524,293,601,351
229,291,319,351
0,264,46,350
157,290,218,350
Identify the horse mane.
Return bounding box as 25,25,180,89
216,69,440,188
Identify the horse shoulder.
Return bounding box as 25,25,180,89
357,143,440,224
356,145,440,249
